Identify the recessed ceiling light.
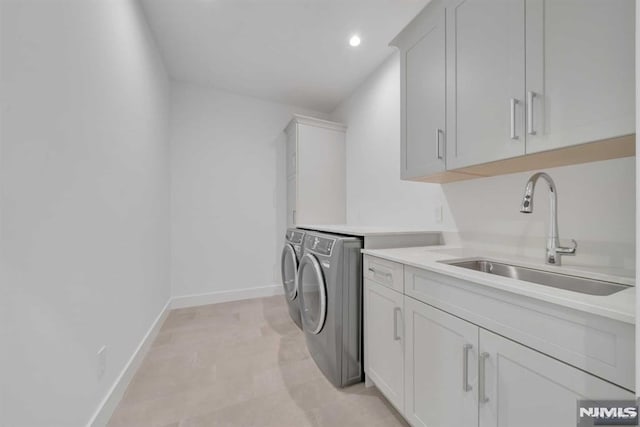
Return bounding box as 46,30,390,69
349,35,361,47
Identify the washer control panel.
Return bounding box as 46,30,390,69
304,235,335,256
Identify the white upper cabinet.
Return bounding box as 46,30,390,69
446,0,526,169
524,0,635,153
285,115,346,226
392,0,635,182
393,0,447,179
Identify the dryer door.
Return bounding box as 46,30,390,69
297,253,327,335
280,244,298,301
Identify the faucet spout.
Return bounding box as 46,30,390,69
520,172,577,265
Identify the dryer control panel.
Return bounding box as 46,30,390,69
286,230,305,244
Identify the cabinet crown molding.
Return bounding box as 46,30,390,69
286,114,347,133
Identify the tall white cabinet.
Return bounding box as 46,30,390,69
285,115,346,226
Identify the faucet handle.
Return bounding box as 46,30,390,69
557,239,577,255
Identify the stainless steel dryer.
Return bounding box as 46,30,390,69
297,231,364,388
281,228,306,329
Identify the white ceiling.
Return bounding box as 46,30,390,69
140,0,430,112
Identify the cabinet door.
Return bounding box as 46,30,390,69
296,124,346,224
285,124,297,178
402,6,447,179
525,0,635,154
446,0,526,169
364,279,405,413
404,297,479,427
478,329,634,427
286,176,296,226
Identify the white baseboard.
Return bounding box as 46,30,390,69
86,285,283,426
87,299,171,427
171,284,284,309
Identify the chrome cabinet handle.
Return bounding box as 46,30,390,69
436,128,444,160
527,91,536,135
462,344,473,392
393,307,402,341
510,98,519,140
368,266,392,278
479,352,490,403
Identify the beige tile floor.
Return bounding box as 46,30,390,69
108,295,408,427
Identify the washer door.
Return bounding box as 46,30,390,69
297,253,327,335
280,244,298,301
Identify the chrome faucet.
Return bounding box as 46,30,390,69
520,172,577,265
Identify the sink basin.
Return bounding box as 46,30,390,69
440,259,630,296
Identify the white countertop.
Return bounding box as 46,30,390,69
362,245,635,324
296,224,444,237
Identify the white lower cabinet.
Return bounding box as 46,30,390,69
478,329,634,427
403,297,478,427
364,279,405,412
363,256,634,427
400,297,632,427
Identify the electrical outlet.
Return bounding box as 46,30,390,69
97,345,107,380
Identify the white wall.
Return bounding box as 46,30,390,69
332,50,634,276
443,158,635,273
170,82,323,300
0,0,171,425
330,52,456,229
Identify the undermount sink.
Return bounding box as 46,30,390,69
440,258,630,296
